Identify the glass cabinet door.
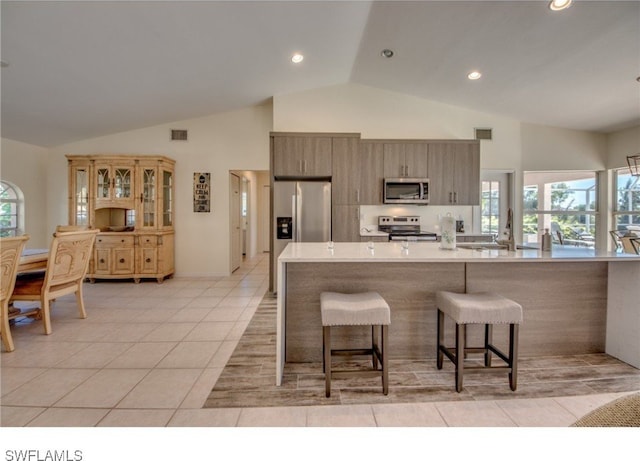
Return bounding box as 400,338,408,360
97,167,110,200
114,168,132,199
162,170,173,227
142,168,156,228
73,167,89,225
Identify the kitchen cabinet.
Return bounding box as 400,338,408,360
383,142,429,178
66,154,175,283
358,142,384,204
332,139,383,206
332,205,361,242
427,141,480,205
272,135,332,177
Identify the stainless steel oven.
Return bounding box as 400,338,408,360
383,178,429,204
378,216,437,241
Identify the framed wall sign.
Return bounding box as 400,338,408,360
193,172,210,212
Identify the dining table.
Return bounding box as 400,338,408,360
18,248,49,272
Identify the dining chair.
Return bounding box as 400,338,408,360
620,236,639,255
630,238,640,255
609,230,624,251
55,225,89,233
10,229,99,335
1,235,30,352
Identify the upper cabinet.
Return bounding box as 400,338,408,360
427,141,480,205
332,138,384,206
94,160,136,209
383,142,429,178
67,155,175,229
272,134,332,178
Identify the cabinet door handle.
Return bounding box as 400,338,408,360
119,258,125,263
454,192,458,203
298,160,303,173
355,208,359,220
449,192,453,203
99,259,105,264
121,239,125,243
140,193,144,203
303,160,307,173
356,190,360,203
146,258,151,263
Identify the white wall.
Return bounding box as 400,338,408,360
273,83,522,171
46,103,273,276
606,125,640,170
0,138,50,248
521,123,607,171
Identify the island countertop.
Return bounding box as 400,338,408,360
278,241,639,263
275,241,640,386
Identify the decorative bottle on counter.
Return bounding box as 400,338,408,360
541,228,552,252
440,213,456,250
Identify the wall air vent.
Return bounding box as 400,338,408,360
474,128,493,140
171,129,188,141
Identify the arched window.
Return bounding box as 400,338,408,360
0,181,23,237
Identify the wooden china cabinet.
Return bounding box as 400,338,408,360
66,154,175,283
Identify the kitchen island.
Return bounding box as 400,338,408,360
275,242,640,385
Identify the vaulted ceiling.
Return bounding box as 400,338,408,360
2,1,639,147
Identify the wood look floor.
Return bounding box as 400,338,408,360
205,293,640,409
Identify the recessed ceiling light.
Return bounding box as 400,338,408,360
291,54,304,64
381,49,394,59
467,71,482,80
549,0,572,11
636,76,640,83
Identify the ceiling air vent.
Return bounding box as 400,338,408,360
171,129,188,141
475,128,492,140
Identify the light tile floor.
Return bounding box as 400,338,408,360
0,252,635,428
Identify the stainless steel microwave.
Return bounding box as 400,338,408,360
383,178,429,204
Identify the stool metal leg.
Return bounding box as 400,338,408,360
372,325,378,370
455,322,465,392
437,309,444,370
382,324,389,395
509,324,519,391
485,324,493,367
324,326,331,397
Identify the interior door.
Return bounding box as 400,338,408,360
230,173,242,272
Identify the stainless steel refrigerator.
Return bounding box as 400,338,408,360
271,180,331,290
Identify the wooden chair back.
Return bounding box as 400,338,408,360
1,235,30,351
44,229,99,293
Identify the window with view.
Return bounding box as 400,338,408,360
613,169,640,233
522,172,597,248
481,180,500,234
0,181,22,237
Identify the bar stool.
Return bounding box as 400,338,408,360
321,291,390,397
436,291,523,392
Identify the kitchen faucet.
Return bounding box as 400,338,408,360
496,208,516,251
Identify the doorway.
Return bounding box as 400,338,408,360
230,173,242,272
229,170,270,273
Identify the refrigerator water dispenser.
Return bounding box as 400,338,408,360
277,217,292,239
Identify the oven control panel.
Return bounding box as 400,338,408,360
378,216,420,226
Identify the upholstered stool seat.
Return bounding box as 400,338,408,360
320,291,390,397
436,291,523,392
